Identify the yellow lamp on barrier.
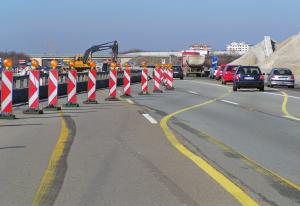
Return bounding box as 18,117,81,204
3,58,13,70
141,62,147,68
31,59,39,68
50,59,58,69
169,64,173,69
89,61,96,69
69,60,75,68
155,64,160,69
124,62,130,70
110,62,117,70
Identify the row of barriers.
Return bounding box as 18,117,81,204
0,59,174,119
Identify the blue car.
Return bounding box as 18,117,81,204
233,66,265,91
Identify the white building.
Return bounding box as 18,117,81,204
189,44,211,56
226,42,251,54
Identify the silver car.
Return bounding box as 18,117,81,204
266,68,295,88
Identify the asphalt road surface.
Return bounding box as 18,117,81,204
0,77,299,205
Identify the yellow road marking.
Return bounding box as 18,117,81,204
32,112,69,206
182,121,300,192
280,91,300,121
160,90,259,206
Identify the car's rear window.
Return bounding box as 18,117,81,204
238,67,261,75
226,66,238,72
172,66,181,71
273,69,292,75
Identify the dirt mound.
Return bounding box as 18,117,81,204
232,33,300,83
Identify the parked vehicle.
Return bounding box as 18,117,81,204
172,65,184,79
221,65,239,84
215,64,227,80
266,68,295,88
233,66,265,91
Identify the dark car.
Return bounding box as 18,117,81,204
233,66,265,91
172,65,184,79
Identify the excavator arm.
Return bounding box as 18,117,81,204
82,41,118,64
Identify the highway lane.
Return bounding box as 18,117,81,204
0,88,239,205
131,78,300,205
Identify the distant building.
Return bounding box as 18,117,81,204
226,42,251,54
189,44,211,56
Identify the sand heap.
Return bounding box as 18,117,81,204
232,33,300,83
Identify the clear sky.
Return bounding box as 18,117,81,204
0,0,299,54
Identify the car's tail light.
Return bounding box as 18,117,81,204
259,75,264,81
271,74,275,80
235,74,240,80
291,75,295,80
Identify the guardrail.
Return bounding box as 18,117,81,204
0,69,142,104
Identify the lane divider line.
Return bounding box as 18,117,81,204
142,113,158,124
160,89,259,206
126,99,135,105
280,91,300,122
188,91,199,95
32,112,69,206
264,91,300,100
221,99,239,105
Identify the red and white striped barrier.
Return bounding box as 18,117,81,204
153,65,163,93
23,70,43,114
122,64,131,97
105,63,119,101
0,70,15,119
166,67,174,90
64,69,79,107
139,65,149,95
83,69,98,104
45,69,61,110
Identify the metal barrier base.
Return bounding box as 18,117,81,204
83,100,98,104
44,105,62,111
105,96,119,101
153,90,163,93
120,94,132,98
63,102,79,107
0,113,16,120
23,108,44,114
165,87,175,91
139,91,150,95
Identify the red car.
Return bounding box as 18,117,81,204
221,65,239,84
215,64,227,80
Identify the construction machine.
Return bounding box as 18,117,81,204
72,41,118,72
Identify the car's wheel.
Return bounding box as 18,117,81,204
270,84,273,88
223,81,227,85
233,85,237,91
288,86,294,88
180,76,184,80
259,86,264,91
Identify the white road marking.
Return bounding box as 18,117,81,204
188,91,199,95
142,113,158,124
126,99,134,104
263,92,300,100
221,99,239,105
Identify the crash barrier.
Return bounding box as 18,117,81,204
0,70,142,105
83,69,98,104
166,64,174,90
64,69,79,107
106,63,118,101
44,69,61,110
139,63,149,95
23,70,43,114
122,63,131,97
153,64,163,93
0,70,15,119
